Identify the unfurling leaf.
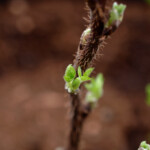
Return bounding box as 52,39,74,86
83,68,94,77
80,76,91,82
106,2,126,27
78,66,82,77
64,64,76,82
85,74,104,106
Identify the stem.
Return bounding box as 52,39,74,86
67,0,123,149
68,1,107,150
68,94,91,150
74,0,106,72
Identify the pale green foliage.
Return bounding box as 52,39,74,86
64,65,94,93
106,2,126,27
139,141,150,150
146,84,150,106
85,74,104,106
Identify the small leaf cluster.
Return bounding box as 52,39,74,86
64,64,94,93
146,84,150,106
85,74,104,106
106,2,126,27
139,141,150,150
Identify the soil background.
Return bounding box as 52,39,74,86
0,0,150,150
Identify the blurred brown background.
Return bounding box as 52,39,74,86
0,0,150,150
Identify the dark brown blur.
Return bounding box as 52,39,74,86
0,0,150,150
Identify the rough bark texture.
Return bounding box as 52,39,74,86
74,0,106,72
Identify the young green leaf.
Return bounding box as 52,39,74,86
64,76,72,83
106,2,126,27
83,68,94,77
85,73,104,106
80,76,91,82
64,64,76,82
146,84,150,106
139,141,150,150
94,74,104,98
78,66,82,77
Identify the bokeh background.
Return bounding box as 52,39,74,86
0,0,150,150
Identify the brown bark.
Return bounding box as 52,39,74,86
68,94,91,150
74,0,106,72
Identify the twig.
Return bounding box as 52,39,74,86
68,94,91,150
68,1,106,150
67,0,125,149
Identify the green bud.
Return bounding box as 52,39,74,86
72,78,81,91
81,28,91,45
106,2,126,27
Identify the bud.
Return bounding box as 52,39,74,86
106,2,126,28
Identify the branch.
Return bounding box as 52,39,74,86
68,94,91,150
68,1,107,150
67,1,126,150
73,0,107,72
